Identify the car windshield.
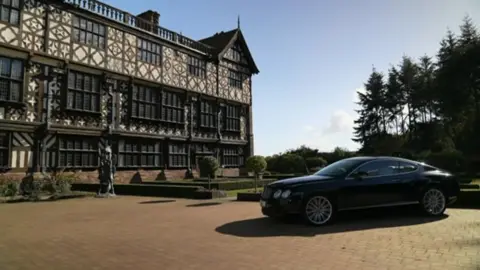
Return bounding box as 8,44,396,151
314,158,368,177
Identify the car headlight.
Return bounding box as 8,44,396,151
281,190,291,198
273,189,282,199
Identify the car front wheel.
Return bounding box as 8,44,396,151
302,195,336,226
420,187,447,216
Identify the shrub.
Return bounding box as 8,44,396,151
199,156,219,179
266,153,306,174
246,155,267,178
156,169,167,181
19,170,78,200
0,176,18,199
246,155,267,193
426,149,465,172
305,157,327,170
19,175,44,201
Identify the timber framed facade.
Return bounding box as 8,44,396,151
0,0,259,182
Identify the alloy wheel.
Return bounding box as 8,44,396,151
422,188,446,215
305,196,333,225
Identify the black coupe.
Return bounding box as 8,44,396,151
260,156,460,226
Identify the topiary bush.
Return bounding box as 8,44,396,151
199,156,219,179
246,155,267,193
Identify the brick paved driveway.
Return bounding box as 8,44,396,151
0,196,479,270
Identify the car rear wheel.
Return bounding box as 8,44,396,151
302,195,335,226
420,187,446,216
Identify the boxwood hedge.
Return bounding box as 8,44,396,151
72,183,204,199
144,179,277,191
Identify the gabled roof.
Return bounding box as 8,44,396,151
199,28,259,74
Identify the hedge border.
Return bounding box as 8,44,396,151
237,192,261,202
72,183,205,199
144,179,276,191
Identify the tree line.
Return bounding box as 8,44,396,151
352,16,480,173
265,146,355,174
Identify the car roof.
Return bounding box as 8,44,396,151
345,156,421,164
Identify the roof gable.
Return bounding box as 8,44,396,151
199,29,259,74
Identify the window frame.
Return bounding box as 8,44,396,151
228,69,243,89
57,136,99,169
347,159,420,180
131,84,160,120
137,38,162,65
230,43,242,62
187,55,206,78
199,99,216,129
222,146,243,168
396,161,419,173
168,142,188,168
66,70,102,114
129,85,184,127
0,131,10,169
118,138,163,168
0,0,21,25
223,104,241,132
161,89,184,126
0,56,24,104
72,15,106,49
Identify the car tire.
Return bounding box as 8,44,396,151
420,187,447,216
302,194,336,226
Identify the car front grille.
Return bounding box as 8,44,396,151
262,187,272,199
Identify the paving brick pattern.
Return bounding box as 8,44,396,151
0,197,479,270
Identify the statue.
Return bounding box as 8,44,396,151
97,145,116,197
217,109,223,139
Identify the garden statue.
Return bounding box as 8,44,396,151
97,145,116,197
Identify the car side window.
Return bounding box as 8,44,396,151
354,160,398,177
395,161,418,173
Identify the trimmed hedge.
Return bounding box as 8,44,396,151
460,184,480,190
454,190,480,208
193,178,254,183
143,179,277,191
72,183,204,199
263,173,304,180
237,192,261,202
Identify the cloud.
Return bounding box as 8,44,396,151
302,125,316,132
293,87,366,152
296,109,358,152
322,110,354,135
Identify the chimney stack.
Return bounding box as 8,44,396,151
136,10,160,33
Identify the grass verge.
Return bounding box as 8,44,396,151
226,188,263,197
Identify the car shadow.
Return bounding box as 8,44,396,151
215,205,448,238
138,199,176,204
186,202,223,207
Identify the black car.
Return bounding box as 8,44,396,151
260,156,460,226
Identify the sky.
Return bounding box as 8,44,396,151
104,0,480,156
